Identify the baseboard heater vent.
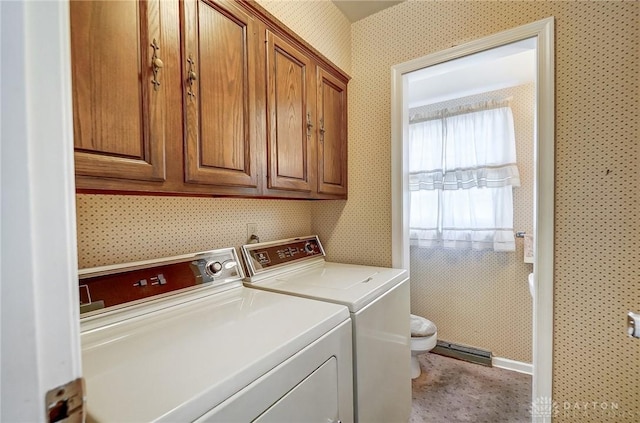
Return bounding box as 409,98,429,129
432,341,492,367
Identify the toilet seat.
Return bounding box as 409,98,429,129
412,333,437,351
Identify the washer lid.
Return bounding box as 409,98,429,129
245,262,408,312
81,287,349,422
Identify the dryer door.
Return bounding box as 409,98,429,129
255,357,338,423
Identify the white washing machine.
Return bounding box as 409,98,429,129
242,236,411,423
79,247,353,422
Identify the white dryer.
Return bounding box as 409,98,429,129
242,236,411,423
79,247,353,422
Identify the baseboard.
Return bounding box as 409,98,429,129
432,341,492,367
492,357,533,375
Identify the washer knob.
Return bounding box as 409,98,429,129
206,261,223,275
304,242,314,253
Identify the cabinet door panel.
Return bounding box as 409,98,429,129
317,67,347,197
266,31,314,192
183,0,258,188
71,0,166,182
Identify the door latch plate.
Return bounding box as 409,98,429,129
46,377,85,423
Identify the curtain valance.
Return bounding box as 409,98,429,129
409,99,520,191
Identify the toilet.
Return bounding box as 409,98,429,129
410,314,438,379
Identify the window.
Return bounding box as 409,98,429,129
409,99,519,251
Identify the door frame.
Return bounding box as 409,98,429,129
390,17,555,419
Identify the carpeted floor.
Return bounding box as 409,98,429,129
410,352,532,423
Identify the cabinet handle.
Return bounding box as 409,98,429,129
187,55,197,99
151,39,163,91
319,118,326,142
306,112,313,138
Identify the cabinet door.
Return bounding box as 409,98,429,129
182,0,258,188
317,67,348,197
71,0,166,182
265,31,315,193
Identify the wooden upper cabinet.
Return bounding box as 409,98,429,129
71,0,347,198
265,30,315,193
316,67,347,197
71,0,166,182
182,0,258,188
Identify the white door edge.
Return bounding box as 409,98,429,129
1,1,81,421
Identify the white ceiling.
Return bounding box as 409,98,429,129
332,0,404,23
407,38,537,108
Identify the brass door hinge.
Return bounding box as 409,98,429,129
46,378,85,423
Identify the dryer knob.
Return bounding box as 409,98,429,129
304,242,314,253
206,261,223,275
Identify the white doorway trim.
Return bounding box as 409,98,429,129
390,18,554,420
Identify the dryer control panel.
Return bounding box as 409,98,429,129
242,236,325,276
78,247,244,315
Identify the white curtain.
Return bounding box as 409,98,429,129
409,100,519,251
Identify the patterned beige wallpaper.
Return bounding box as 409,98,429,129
312,1,637,421
409,84,535,363
76,196,313,267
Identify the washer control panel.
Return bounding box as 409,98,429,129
78,247,243,315
242,236,325,276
